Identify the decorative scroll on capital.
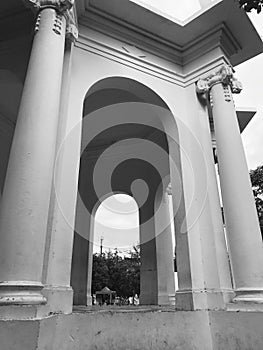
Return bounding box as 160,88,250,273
166,183,172,196
24,0,78,41
196,65,242,97
25,0,74,13
65,7,78,42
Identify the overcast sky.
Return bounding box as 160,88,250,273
93,8,263,254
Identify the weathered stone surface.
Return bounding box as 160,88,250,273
1,310,263,350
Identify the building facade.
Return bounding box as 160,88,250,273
0,0,263,349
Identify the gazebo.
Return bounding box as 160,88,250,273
95,286,117,305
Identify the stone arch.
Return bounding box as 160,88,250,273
89,192,140,300
71,76,187,306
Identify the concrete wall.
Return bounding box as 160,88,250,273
1,310,263,350
210,311,263,350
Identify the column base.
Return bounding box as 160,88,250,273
157,293,176,306
176,288,234,311
0,305,44,320
233,288,263,303
0,281,46,306
41,285,73,315
139,292,158,305
169,294,176,306
157,294,170,305
0,285,73,319
227,288,263,311
86,295,93,306
227,302,263,312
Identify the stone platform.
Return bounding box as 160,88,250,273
1,307,263,349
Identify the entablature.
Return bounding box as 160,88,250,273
77,0,263,66
73,0,263,87
76,16,239,88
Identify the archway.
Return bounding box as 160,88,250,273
91,193,140,305
70,77,185,306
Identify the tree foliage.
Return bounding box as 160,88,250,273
239,0,263,13
250,165,263,237
91,246,140,298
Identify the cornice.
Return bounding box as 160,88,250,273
182,23,241,66
75,0,85,17
79,12,183,65
79,2,241,65
76,14,240,88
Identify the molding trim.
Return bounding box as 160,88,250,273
75,35,185,87
23,0,74,13
76,11,241,87
23,0,78,41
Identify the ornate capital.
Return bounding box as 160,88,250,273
65,7,78,42
166,183,172,196
24,0,78,41
25,0,74,13
196,65,242,97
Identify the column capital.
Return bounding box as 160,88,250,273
196,65,242,96
65,7,78,42
166,183,172,196
24,0,74,13
24,0,78,41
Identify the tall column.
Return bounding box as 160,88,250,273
42,18,78,315
0,0,73,308
155,186,175,305
197,65,263,304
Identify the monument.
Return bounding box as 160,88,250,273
0,0,263,348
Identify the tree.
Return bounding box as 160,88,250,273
122,246,140,297
238,0,263,13
91,253,110,293
250,165,263,237
91,246,140,298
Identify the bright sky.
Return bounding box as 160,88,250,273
131,0,217,21
136,0,201,21
235,13,263,170
94,8,263,253
93,194,139,254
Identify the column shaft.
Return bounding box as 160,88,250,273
0,7,66,305
211,81,263,301
155,191,175,305
198,95,233,303
139,203,158,305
